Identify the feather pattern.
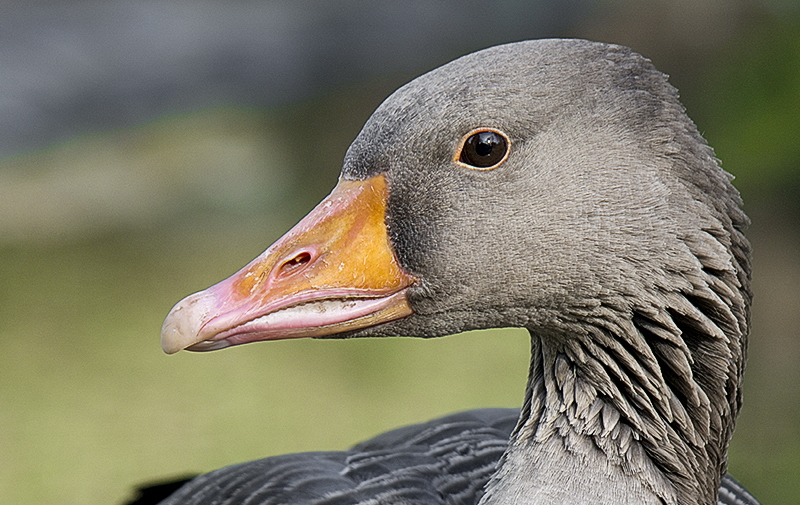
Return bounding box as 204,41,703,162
138,410,755,505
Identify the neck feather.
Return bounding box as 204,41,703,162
481,228,750,505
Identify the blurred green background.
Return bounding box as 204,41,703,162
1,1,798,503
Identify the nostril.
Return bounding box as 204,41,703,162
278,251,313,277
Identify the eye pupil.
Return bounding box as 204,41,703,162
475,139,494,156
459,130,509,169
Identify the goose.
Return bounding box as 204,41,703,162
154,39,759,505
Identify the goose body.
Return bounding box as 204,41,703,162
156,39,758,504
149,410,756,505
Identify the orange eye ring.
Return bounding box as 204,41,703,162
454,128,511,170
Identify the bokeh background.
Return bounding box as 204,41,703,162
1,1,798,503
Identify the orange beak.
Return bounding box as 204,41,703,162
160,174,416,354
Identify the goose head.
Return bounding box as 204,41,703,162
161,39,751,505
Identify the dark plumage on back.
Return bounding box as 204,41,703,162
146,410,513,505
132,410,755,505
153,39,757,505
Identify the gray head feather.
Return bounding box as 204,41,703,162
341,39,751,504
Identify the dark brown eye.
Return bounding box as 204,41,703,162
456,129,510,170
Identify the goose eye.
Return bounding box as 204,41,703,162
456,129,510,170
